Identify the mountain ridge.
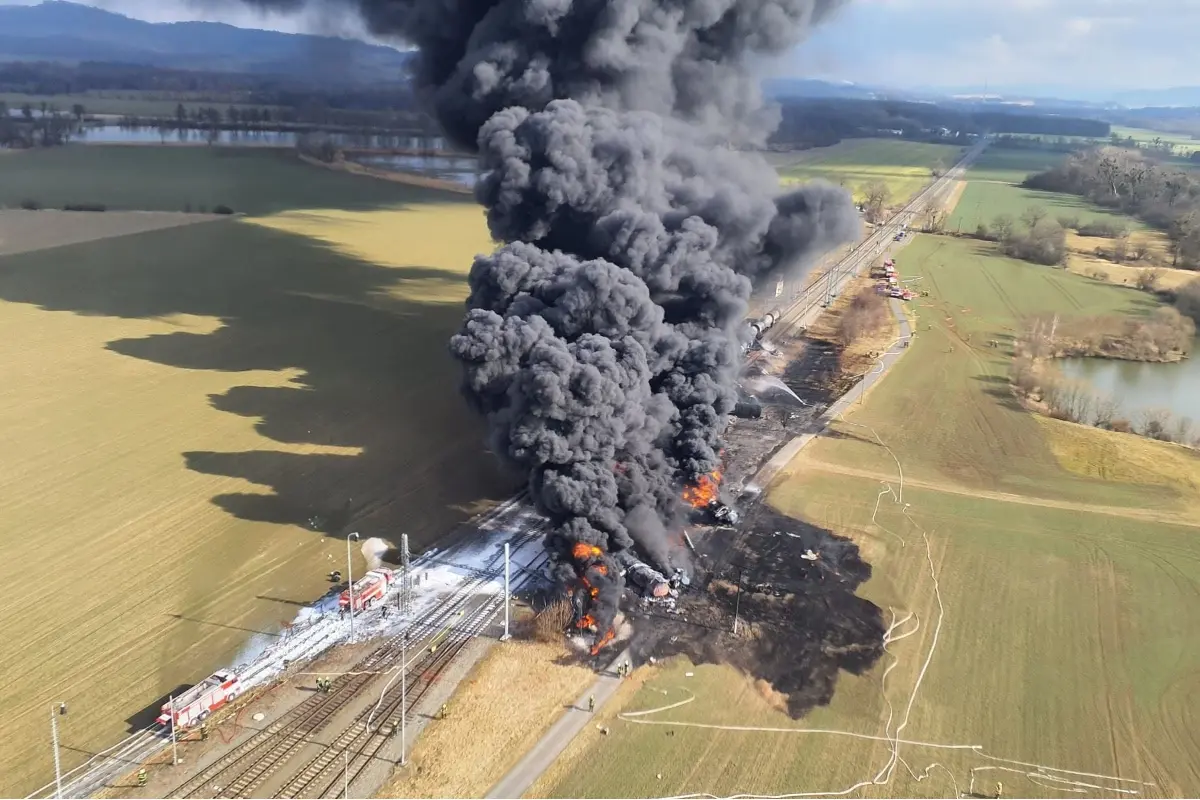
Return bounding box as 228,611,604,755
0,1,412,86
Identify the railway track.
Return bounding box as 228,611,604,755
275,596,504,799
169,524,547,799
760,139,988,345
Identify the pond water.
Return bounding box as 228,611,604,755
353,153,478,187
71,125,447,151
1060,348,1200,422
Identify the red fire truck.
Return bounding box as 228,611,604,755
156,670,242,729
339,568,396,612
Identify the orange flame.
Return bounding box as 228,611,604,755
576,614,596,629
572,542,603,560
590,628,616,655
595,564,608,575
682,468,722,509
589,586,599,598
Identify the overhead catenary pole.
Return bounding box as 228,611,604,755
169,695,178,766
401,533,411,616
343,750,349,799
400,634,408,766
346,532,360,643
732,567,744,636
501,542,511,640
51,704,64,799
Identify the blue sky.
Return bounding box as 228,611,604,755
4,0,1198,92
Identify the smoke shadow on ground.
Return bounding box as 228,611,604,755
631,504,885,718
0,205,518,551
124,684,192,734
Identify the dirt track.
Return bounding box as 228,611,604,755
790,455,1200,528
0,209,221,256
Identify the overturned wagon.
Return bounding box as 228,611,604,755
623,561,670,598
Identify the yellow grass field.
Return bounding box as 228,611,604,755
774,138,964,205
0,184,516,795
379,634,596,798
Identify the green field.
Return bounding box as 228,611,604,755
947,180,1144,235
0,91,280,118
944,147,1143,234
774,138,965,203
535,232,1200,798
0,146,509,795
961,147,1069,184
0,145,459,214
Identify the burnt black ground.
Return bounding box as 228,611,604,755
624,502,884,717
615,327,887,717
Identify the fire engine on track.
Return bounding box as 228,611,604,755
339,568,396,612
157,670,242,729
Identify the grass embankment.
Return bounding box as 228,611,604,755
773,138,964,204
0,146,513,796
537,231,1200,798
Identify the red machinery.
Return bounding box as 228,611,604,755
156,670,241,729
339,568,396,612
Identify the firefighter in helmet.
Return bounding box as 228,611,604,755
200,722,209,741
137,768,148,787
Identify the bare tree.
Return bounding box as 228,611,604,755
1171,416,1195,446
1093,395,1119,429
862,180,891,224
992,214,1016,242
1137,408,1173,440
1136,267,1164,292
1021,205,1048,230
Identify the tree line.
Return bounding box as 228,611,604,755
1024,146,1200,269
770,98,1108,149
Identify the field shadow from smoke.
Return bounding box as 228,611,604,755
0,200,520,552
638,504,885,718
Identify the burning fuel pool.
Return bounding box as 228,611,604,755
620,502,885,718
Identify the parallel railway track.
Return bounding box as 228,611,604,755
275,596,505,798
169,524,547,799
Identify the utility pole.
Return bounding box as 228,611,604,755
169,695,178,766
501,542,511,640
51,703,65,799
732,567,743,636
400,634,408,766
401,533,411,616
343,750,349,799
346,532,360,643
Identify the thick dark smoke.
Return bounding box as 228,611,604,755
222,0,860,639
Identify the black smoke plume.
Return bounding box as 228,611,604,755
221,0,860,641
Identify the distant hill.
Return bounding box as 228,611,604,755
0,1,412,86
